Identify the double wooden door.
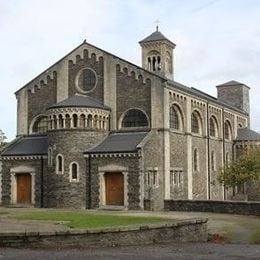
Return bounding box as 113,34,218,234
105,172,124,206
16,174,31,204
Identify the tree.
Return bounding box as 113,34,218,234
0,129,7,150
218,149,260,194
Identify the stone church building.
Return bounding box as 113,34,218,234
1,28,259,210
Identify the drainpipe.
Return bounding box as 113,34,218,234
222,108,226,200
206,102,211,200
40,156,44,208
87,155,92,209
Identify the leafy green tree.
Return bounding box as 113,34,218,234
218,149,260,194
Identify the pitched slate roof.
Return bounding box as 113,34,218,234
236,128,260,141
85,131,148,154
216,80,249,88
167,80,248,115
48,95,110,110
139,30,175,46
1,135,48,156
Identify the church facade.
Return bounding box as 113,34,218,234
1,29,259,210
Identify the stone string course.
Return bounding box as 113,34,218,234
0,219,208,248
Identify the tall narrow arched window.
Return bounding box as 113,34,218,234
193,148,199,172
58,115,64,129
121,109,149,128
32,115,48,134
191,111,202,134
87,115,93,128
65,114,70,128
72,114,78,128
225,152,230,167
224,121,232,140
79,114,86,128
148,57,151,71
209,116,218,137
56,154,64,175
211,151,216,171
69,162,79,182
169,104,183,130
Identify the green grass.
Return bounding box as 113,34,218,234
251,228,260,244
15,211,172,229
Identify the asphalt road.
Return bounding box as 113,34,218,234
1,243,260,260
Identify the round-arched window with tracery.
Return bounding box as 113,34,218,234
76,68,97,93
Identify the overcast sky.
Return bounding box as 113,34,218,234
1,0,260,140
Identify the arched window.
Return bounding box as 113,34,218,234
58,115,64,129
121,109,149,128
224,121,232,140
79,114,86,128
169,104,183,130
209,116,218,137
211,151,216,171
193,148,199,172
53,115,57,129
56,154,64,175
65,114,70,128
48,147,53,166
72,114,78,128
225,152,230,167
32,115,48,134
191,111,202,134
87,115,93,128
69,162,79,182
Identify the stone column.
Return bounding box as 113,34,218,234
186,97,193,199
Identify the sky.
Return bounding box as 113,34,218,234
0,0,260,140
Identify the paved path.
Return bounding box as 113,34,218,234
1,243,260,259
0,207,260,244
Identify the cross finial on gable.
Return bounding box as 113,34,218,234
155,20,160,31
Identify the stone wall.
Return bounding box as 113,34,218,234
27,74,57,127
191,136,207,200
116,66,151,129
0,219,208,248
169,132,188,200
1,159,47,207
68,52,104,102
45,130,107,208
87,156,141,210
164,199,260,216
142,130,164,210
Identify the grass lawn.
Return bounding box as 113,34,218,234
15,211,172,229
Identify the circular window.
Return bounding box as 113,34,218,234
76,68,97,93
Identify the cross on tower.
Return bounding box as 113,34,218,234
154,20,160,31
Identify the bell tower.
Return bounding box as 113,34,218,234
139,27,176,80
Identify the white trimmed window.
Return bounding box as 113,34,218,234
170,168,183,187
145,168,158,187
211,151,216,171
56,154,64,175
48,147,53,166
69,162,79,182
193,148,199,172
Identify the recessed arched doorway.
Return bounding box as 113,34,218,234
105,172,124,206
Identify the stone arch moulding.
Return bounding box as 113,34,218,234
10,165,36,205
29,114,48,134
169,102,186,131
98,164,129,209
191,109,204,135
118,107,150,129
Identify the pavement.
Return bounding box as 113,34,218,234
0,207,260,245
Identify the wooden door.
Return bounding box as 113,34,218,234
105,172,124,205
17,174,31,204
